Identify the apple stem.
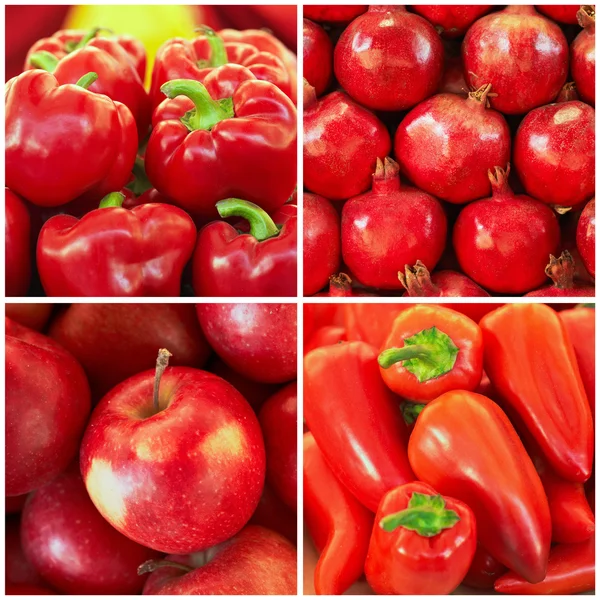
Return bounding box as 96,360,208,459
137,559,194,576
153,348,172,412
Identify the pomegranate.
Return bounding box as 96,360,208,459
453,165,561,294
303,19,332,97
334,6,444,111
314,273,376,297
525,252,595,297
303,84,391,200
399,261,490,297
341,158,447,290
303,5,367,23
571,6,595,106
439,55,467,95
395,84,510,204
412,5,493,38
556,82,579,103
577,198,595,278
537,5,580,24
513,99,595,208
462,6,568,114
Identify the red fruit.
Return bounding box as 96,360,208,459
6,494,28,514
453,165,560,294
303,5,367,23
400,261,490,297
248,484,297,545
21,466,161,594
412,5,492,38
303,192,340,295
513,100,595,207
463,544,508,589
462,6,568,114
577,198,595,278
342,158,447,290
5,584,54,595
196,303,296,384
303,19,332,97
5,517,45,587
439,55,467,95
395,84,510,204
313,273,376,297
571,6,595,106
5,303,52,331
525,251,595,297
334,6,443,111
537,5,580,24
556,81,580,103
5,189,31,296
6,319,91,496
303,87,391,200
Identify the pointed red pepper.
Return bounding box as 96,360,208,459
5,189,31,297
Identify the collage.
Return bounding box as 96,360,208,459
4,1,597,597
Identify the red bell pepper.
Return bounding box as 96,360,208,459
480,303,593,482
5,189,31,297
409,390,551,583
494,537,595,594
192,198,296,297
145,66,296,220
365,482,476,595
378,305,483,403
304,432,373,595
304,342,415,512
25,28,150,138
36,192,196,297
303,326,346,355
462,544,508,589
6,70,137,209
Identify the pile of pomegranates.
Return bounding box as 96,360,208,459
303,4,595,297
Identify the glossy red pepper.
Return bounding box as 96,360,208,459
494,537,595,594
409,390,551,583
462,544,508,589
6,70,137,209
480,304,593,482
5,189,31,297
378,305,483,403
304,432,373,595
25,28,150,138
303,326,346,355
146,65,296,220
365,482,476,595
36,192,196,297
304,342,415,512
192,199,296,297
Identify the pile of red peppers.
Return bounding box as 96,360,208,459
5,25,297,297
304,302,595,595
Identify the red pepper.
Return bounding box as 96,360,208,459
149,27,295,109
304,341,414,512
36,192,196,297
462,544,508,589
303,326,346,355
480,303,593,482
304,432,373,595
408,390,551,583
145,65,296,220
6,70,137,209
192,198,296,297
365,482,476,595
5,189,31,297
494,537,595,594
25,28,150,138
378,305,483,403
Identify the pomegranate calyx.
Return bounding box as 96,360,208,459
328,272,353,296
488,164,513,197
374,156,400,181
399,261,439,296
545,251,576,289
469,83,496,107
577,6,595,28
556,82,579,103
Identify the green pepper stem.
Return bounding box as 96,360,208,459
98,192,125,209
195,26,228,67
216,199,279,241
66,27,114,52
29,51,59,73
75,72,99,89
379,345,432,368
401,402,426,425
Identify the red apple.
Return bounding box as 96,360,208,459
49,303,212,400
5,495,28,514
80,350,265,554
5,584,54,595
141,526,297,594
248,484,297,545
196,304,297,384
21,465,161,594
259,383,297,510
5,304,53,332
5,516,45,587
6,318,91,496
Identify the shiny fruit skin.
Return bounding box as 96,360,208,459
303,5,367,23
5,303,53,331
303,19,332,97
537,5,580,24
5,189,31,296
413,5,492,38
513,101,595,207
395,87,510,204
5,517,45,587
462,6,568,114
577,198,595,278
334,6,444,111
571,7,596,106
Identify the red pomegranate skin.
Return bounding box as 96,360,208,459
577,198,595,278
453,166,561,294
537,5,580,24
303,5,367,23
399,262,490,297
513,100,595,207
526,283,595,297
412,5,493,38
303,89,391,200
341,158,447,290
462,6,568,114
334,6,444,111
395,85,510,204
439,55,467,95
525,252,595,296
303,192,341,295
571,7,595,106
303,19,333,97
